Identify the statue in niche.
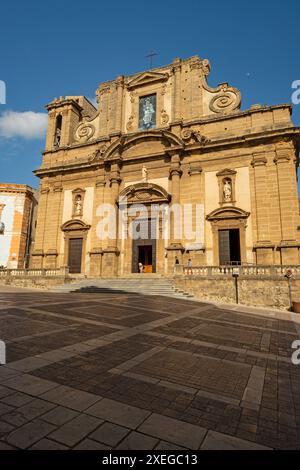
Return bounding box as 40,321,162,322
74,194,83,216
223,179,232,202
142,165,148,182
54,127,61,148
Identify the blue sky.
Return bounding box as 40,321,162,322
0,0,299,189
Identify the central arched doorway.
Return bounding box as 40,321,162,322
118,182,171,274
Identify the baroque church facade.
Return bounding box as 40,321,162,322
31,55,300,276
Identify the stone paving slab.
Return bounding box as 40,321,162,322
1,398,56,427
0,289,300,450
89,422,130,446
116,431,159,450
3,374,58,396
138,413,207,449
86,398,151,429
200,430,272,450
48,414,102,447
6,419,56,449
40,385,101,411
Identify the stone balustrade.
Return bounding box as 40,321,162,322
0,267,69,278
175,265,300,277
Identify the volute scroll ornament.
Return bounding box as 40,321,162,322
181,128,210,145
75,122,95,142
209,88,241,114
88,145,107,162
161,109,169,125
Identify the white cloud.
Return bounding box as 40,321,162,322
0,110,48,139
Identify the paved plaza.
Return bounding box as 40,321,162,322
0,286,300,450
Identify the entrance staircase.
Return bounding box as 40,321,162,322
51,274,194,299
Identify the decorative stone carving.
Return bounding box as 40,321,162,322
251,153,267,167
88,145,107,162
142,165,148,182
216,169,237,205
126,115,134,131
223,179,232,202
72,188,85,218
161,109,169,124
75,122,95,142
181,128,192,141
201,59,211,76
119,182,170,206
209,88,241,114
181,128,209,145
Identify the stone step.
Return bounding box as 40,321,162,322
50,278,193,300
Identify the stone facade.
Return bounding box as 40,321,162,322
32,55,300,276
0,184,37,268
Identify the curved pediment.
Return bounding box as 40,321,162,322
103,130,184,161
61,219,91,232
206,206,250,221
119,182,171,206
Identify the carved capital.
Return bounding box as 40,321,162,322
169,168,182,178
274,149,291,164
251,153,267,167
95,179,106,188
40,187,50,194
188,162,202,176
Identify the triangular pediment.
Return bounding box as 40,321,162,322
127,71,168,89
216,168,237,177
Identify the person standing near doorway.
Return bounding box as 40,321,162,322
174,256,180,274
187,258,193,275
138,262,144,273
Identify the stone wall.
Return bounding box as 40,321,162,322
174,276,300,310
0,276,71,290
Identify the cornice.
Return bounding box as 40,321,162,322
42,104,293,157
34,126,300,178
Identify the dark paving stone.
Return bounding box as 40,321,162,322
6,419,56,449
139,413,207,449
116,431,159,450
29,438,69,450
90,422,129,446
1,398,56,427
0,290,299,449
87,398,151,429
41,406,79,426
48,414,102,447
41,385,101,411
73,438,110,450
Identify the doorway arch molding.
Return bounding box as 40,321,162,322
206,206,250,265
61,219,91,272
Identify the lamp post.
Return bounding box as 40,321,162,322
284,269,293,311
232,268,239,304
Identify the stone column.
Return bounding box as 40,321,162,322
172,59,181,122
30,185,49,268
188,162,205,264
189,57,202,120
251,153,274,264
167,154,183,273
101,162,121,277
90,178,106,277
44,183,63,269
45,111,56,151
275,142,300,264
97,83,110,136
115,76,124,133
